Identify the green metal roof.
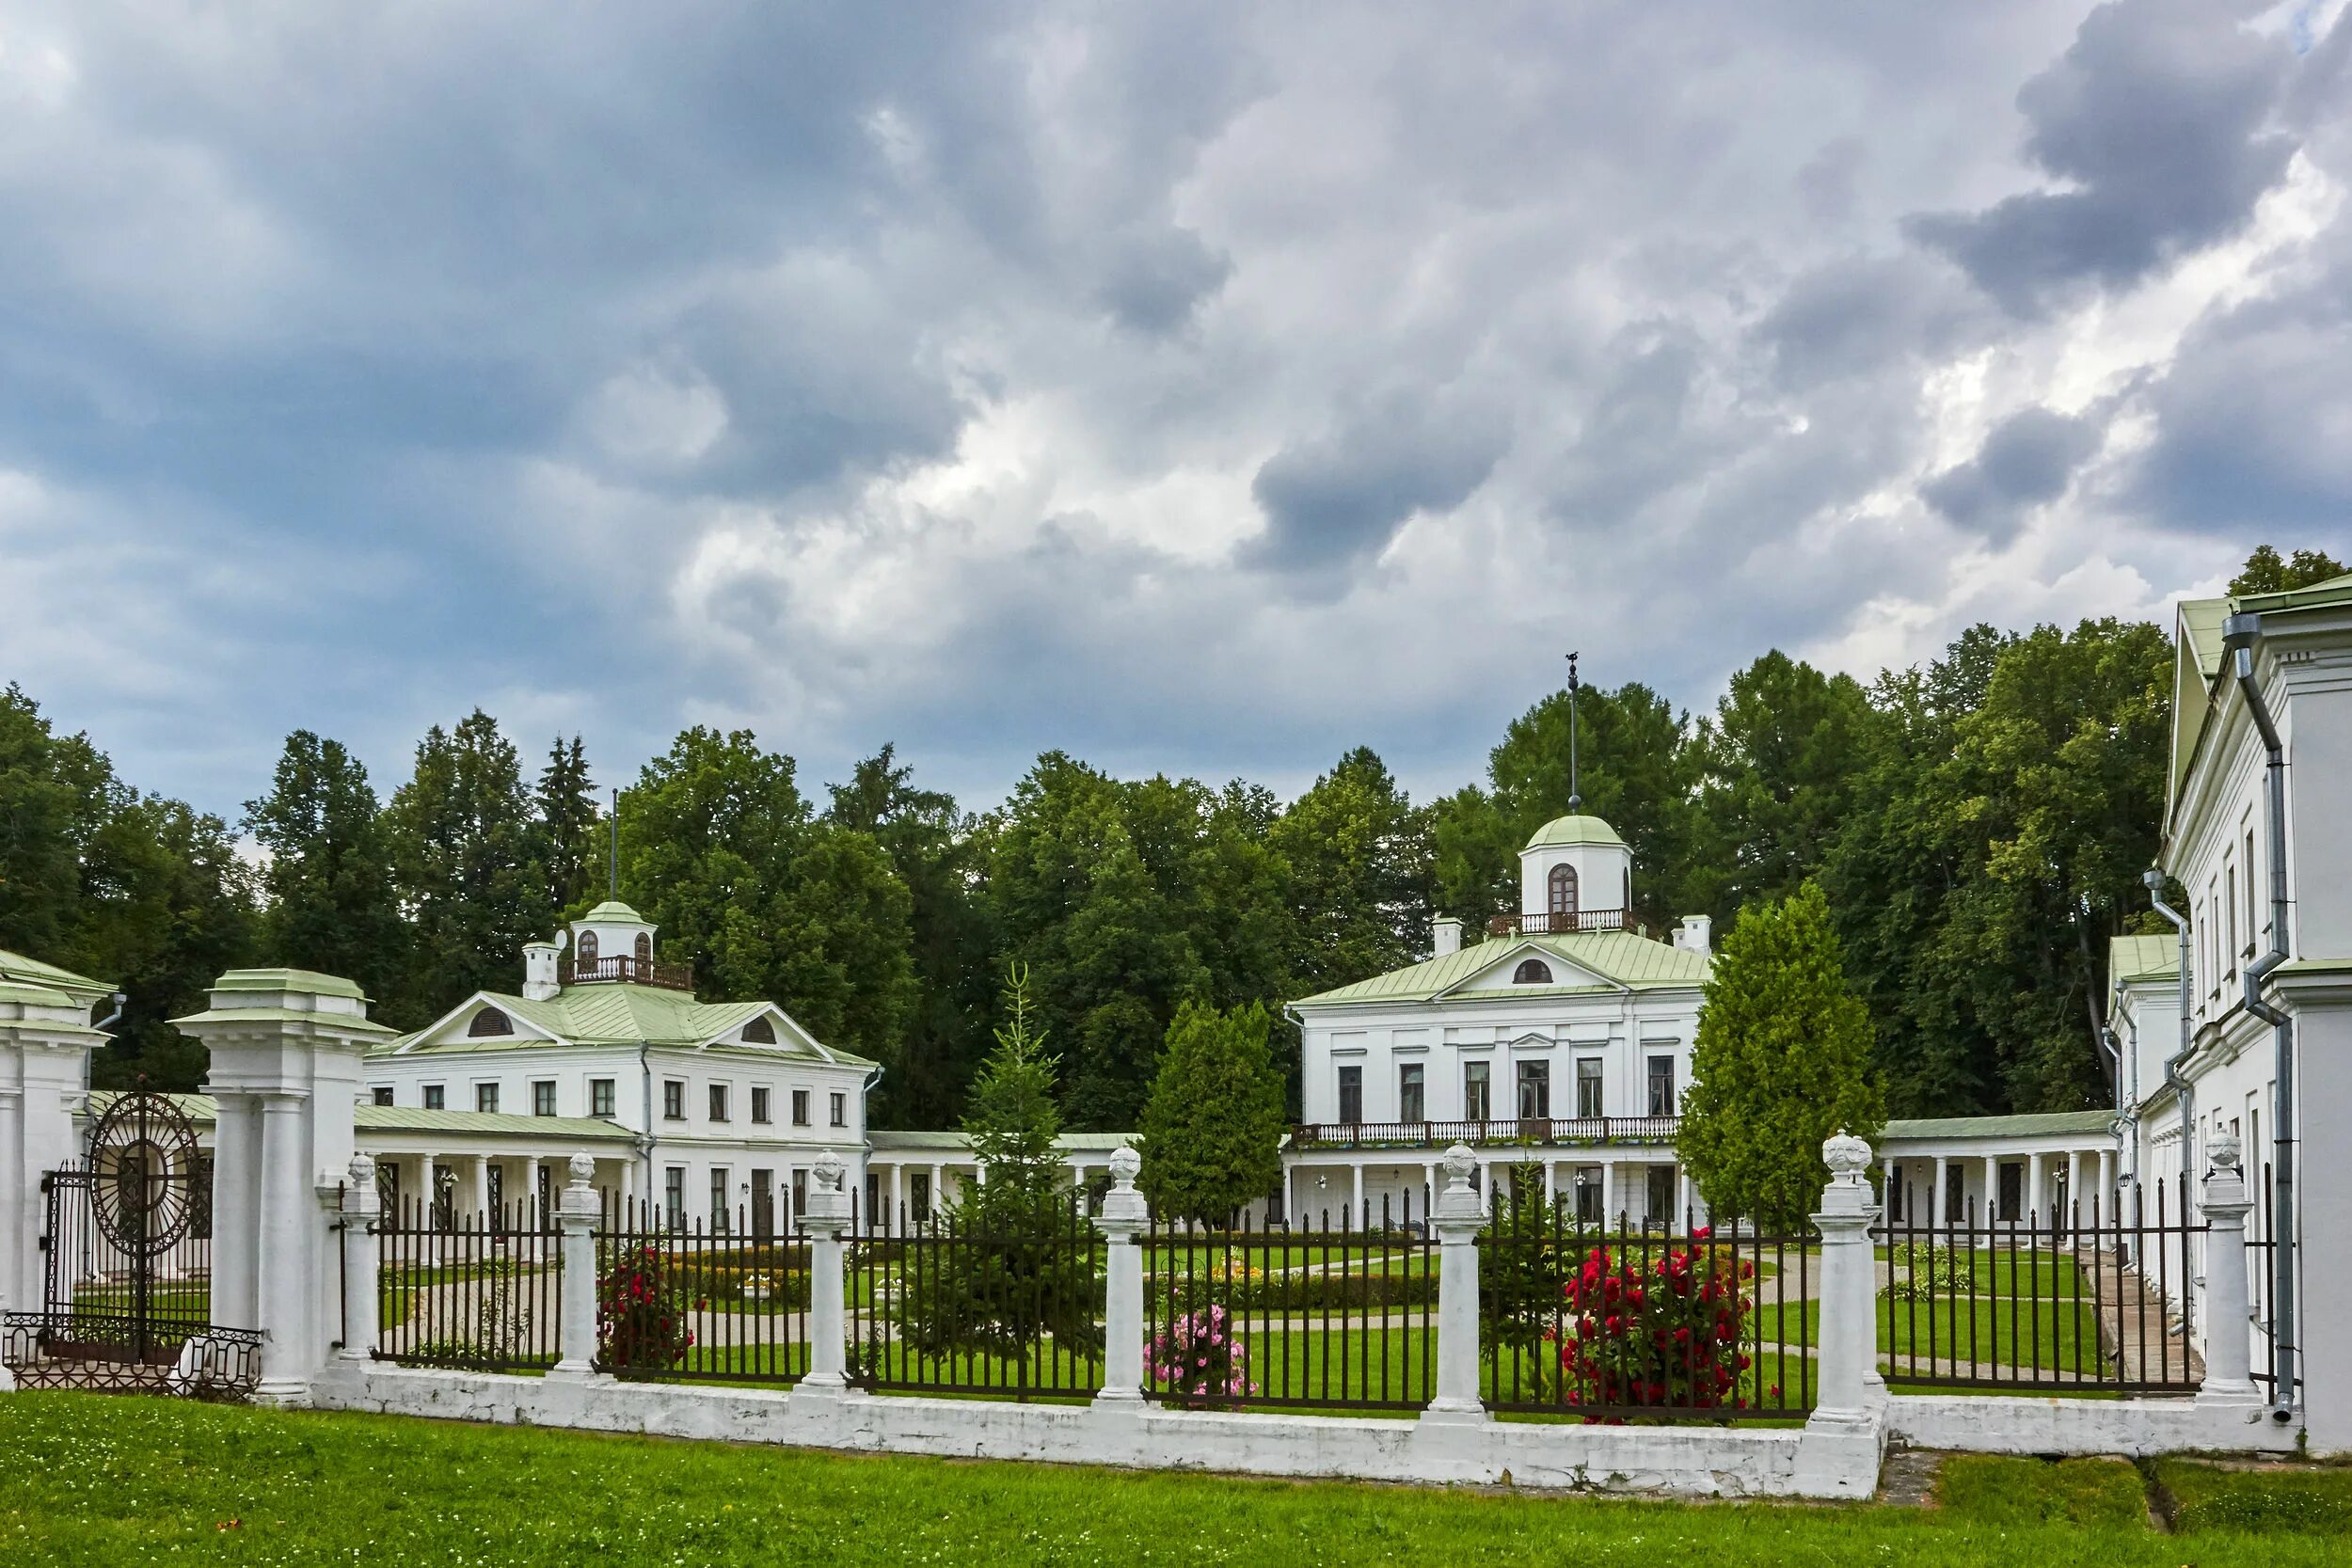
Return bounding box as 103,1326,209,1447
1294,930,1708,1006
85,1089,635,1143
382,982,877,1068
169,1006,398,1036
2170,572,2352,820
211,967,369,1001
0,949,113,1002
580,901,647,923
1883,1110,2115,1141
1524,814,1626,850
2110,933,2181,987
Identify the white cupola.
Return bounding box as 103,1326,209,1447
1518,814,1634,931
566,900,660,980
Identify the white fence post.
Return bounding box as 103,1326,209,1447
1809,1131,1879,1424
551,1153,601,1380
338,1155,379,1363
1421,1142,1487,1426
2195,1132,2261,1407
1093,1145,1147,1408
798,1149,854,1393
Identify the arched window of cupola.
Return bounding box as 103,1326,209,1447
1513,958,1553,985
577,929,599,966
468,1006,512,1037
634,932,652,965
1548,863,1579,916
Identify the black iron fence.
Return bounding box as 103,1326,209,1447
1477,1196,1814,1421
592,1198,812,1385
1146,1195,1437,1412
848,1195,1104,1401
2,1310,262,1397
373,1198,563,1371
1879,1174,2206,1394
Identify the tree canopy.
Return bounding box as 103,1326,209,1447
1136,1001,1287,1227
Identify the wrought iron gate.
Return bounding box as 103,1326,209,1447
2,1089,261,1397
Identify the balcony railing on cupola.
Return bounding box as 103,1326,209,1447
1486,908,1642,938
558,954,695,991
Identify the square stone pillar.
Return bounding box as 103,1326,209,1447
1420,1143,1487,1428
0,969,110,1321
172,969,393,1404
1092,1146,1148,1409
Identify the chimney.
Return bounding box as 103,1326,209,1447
1673,915,1712,955
1432,917,1462,958
522,940,562,1002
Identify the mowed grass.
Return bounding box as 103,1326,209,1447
4,1394,2349,1567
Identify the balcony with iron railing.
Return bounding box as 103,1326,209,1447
1487,908,1642,938
1288,1115,1679,1151
559,954,695,991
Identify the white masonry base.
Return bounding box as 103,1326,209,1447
308,1362,1885,1498
1886,1395,2302,1457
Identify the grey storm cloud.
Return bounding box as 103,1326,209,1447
1906,0,2299,316
1922,406,2107,538
3,0,2349,821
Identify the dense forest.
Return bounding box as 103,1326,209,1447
3,546,2341,1128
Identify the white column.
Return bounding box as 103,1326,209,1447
2027,1152,2045,1226
791,1152,856,1401
0,1085,18,1322
1349,1162,1364,1226
527,1156,545,1228
1422,1163,1438,1224
889,1163,905,1234
1421,1144,1487,1427
338,1155,379,1362
256,1093,312,1398
212,1094,262,1327
1541,1160,1556,1213
469,1154,491,1224
1092,1147,1147,1409
929,1163,944,1223
419,1152,438,1229
2064,1150,2082,1235
1982,1156,1998,1223
1931,1156,1948,1227
550,1153,602,1380
2195,1133,2261,1407
1676,1165,1692,1228
1597,1161,1614,1228
2098,1148,2116,1223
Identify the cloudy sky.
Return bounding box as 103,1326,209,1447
4,0,2349,821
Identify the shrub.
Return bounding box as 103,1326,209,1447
408,1273,535,1369
596,1243,696,1371
1150,1260,1435,1316
1151,1306,1256,1409
1553,1227,1764,1420
1883,1242,1968,1301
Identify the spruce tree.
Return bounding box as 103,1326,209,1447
244,731,407,1009
1136,1000,1285,1227
1677,881,1883,1232
534,735,601,915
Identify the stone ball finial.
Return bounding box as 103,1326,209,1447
814,1149,845,1192
1441,1142,1478,1188
567,1151,596,1185
1822,1129,1872,1181
2210,1131,2242,1173
1109,1144,1141,1185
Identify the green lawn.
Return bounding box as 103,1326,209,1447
2,1395,2345,1566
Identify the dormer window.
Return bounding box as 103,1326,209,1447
1513,959,1553,985
741,1015,776,1045
1548,864,1578,916
577,929,599,966
635,932,652,965
468,1006,513,1037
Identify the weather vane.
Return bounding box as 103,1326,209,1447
1566,650,1581,811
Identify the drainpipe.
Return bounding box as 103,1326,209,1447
638,1041,657,1221
87,990,127,1094
2142,869,2195,1203
2222,612,2297,1423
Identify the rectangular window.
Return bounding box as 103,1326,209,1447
1515,1060,1549,1119
1574,1164,1604,1224
534,1163,552,1227
371,1085,394,1107
792,1167,808,1223
532,1080,557,1117
1945,1164,1965,1223
751,1169,774,1239
1647,1164,1677,1223
791,1089,811,1126
711,1167,730,1233
2226,863,2238,977
1337,1065,1363,1125
912,1171,933,1225
423,1084,445,1111
1997,1162,2024,1223
709,1084,730,1123
663,1166,685,1230
1575,1057,1603,1118
663,1080,685,1120
830,1091,848,1128
475,1083,501,1114
1645,1055,1677,1117
485,1164,503,1217
752,1086,772,1124
590,1078,616,1118
1398,1063,1424,1124
1463,1061,1490,1122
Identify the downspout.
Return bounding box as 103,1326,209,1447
87,991,127,1094
2142,869,2194,1203
2222,613,2296,1422
638,1041,656,1222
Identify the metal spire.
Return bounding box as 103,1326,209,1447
609,787,619,901
1565,651,1581,811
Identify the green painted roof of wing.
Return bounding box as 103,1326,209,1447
2109,933,2181,986
0,949,114,999
1523,814,1626,850
1883,1109,2115,1140
1293,930,1708,1006
381,982,877,1067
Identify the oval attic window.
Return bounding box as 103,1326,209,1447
1512,959,1553,985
